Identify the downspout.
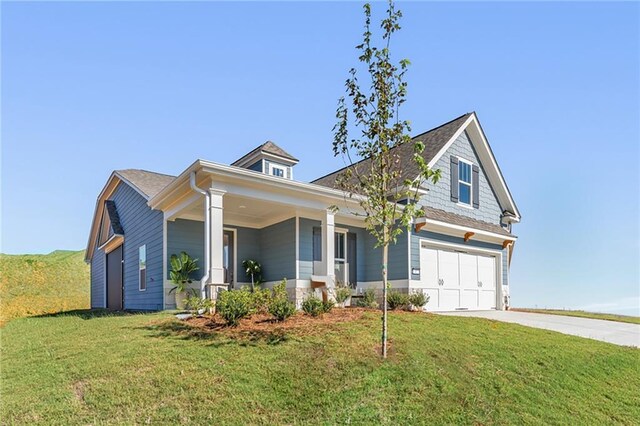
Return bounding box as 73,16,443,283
190,172,210,299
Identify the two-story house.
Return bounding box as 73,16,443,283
85,112,520,312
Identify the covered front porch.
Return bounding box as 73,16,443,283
151,163,370,309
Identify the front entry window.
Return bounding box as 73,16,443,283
223,231,234,286
334,231,347,285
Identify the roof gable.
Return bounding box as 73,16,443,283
312,113,472,189
231,141,299,168
311,112,520,220
116,169,176,199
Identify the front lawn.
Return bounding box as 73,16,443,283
512,308,640,325
1,309,639,424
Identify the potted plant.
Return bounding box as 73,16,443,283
241,259,262,292
169,251,199,309
334,282,352,308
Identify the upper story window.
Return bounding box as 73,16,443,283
139,245,147,291
271,165,285,177
458,160,472,205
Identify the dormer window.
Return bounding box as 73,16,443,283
231,140,298,180
458,159,472,205
270,164,285,177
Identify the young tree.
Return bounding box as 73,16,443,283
332,1,441,358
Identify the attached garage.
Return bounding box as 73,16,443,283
419,241,500,311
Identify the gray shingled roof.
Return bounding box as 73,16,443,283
104,200,124,235
423,206,514,237
116,169,176,199
312,113,472,188
231,141,299,166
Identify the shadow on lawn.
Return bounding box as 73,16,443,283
33,309,143,320
139,320,289,347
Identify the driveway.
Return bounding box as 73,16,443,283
439,310,640,347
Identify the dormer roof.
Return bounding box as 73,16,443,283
231,141,299,168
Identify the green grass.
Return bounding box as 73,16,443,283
2,311,638,424
513,308,640,325
0,250,89,325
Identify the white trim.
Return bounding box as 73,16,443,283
407,227,412,281
138,244,147,292
295,215,300,280
268,163,286,178
148,159,365,211
414,217,517,242
97,234,124,253
427,115,475,169
162,217,168,308
223,227,237,289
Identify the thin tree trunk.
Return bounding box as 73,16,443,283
382,241,389,359
250,273,255,293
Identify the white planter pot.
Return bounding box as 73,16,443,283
175,292,188,310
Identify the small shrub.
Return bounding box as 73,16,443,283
249,288,271,314
409,291,429,310
334,286,351,305
357,289,379,309
216,289,252,326
268,279,295,321
302,295,324,317
184,296,214,314
387,290,410,310
322,300,335,314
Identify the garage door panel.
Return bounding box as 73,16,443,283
459,253,479,289
477,255,496,290
479,290,496,309
420,247,439,288
461,289,478,309
439,289,459,310
423,288,439,309
438,250,459,288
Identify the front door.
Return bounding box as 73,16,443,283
106,245,123,310
223,230,234,287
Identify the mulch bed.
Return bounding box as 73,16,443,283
183,307,370,338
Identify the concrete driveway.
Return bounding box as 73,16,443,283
439,310,640,347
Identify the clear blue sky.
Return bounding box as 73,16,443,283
2,2,638,315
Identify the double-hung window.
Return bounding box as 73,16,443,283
334,231,347,285
458,160,472,205
139,245,147,291
269,164,285,177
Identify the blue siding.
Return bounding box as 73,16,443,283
247,160,263,172
260,218,296,281
167,219,205,280
90,249,105,308
111,183,164,310
229,225,261,282
167,220,261,283
298,218,318,280
362,229,408,281
420,131,503,225
409,229,508,287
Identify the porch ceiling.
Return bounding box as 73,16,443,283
174,194,296,229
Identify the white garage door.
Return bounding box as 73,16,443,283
420,243,497,311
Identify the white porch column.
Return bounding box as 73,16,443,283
208,189,226,289
322,210,335,288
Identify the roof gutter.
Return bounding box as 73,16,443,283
189,171,210,299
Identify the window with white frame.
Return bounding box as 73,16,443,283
334,231,347,285
139,245,147,291
270,164,285,177
458,160,472,205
